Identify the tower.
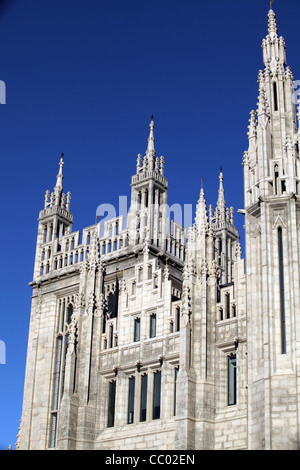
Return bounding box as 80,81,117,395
243,7,300,450
33,154,73,279
175,172,246,450
128,116,169,248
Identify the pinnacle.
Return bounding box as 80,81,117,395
268,7,278,36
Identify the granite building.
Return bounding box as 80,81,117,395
17,8,300,450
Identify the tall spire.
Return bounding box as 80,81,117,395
216,168,226,222
195,179,208,232
268,6,278,36
55,153,64,191
146,115,156,169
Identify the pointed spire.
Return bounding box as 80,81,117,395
55,153,64,191
268,6,278,36
195,179,208,231
217,168,225,206
145,115,156,169
216,168,226,222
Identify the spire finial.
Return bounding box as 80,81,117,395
145,115,156,169
55,153,64,191
216,168,226,221
268,4,277,35
195,180,208,231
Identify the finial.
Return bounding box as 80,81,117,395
268,4,277,35
145,116,156,169
216,168,226,221
270,0,274,9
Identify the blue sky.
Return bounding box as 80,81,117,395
0,0,299,450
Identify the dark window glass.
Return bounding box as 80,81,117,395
153,371,161,419
128,377,135,424
134,318,140,342
228,355,237,406
150,314,156,338
140,374,148,422
107,380,116,427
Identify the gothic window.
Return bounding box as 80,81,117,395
175,307,180,332
107,380,116,428
109,324,114,349
134,318,140,342
174,367,179,416
153,370,161,420
273,81,278,111
219,307,223,321
140,374,148,422
226,293,230,319
232,304,236,318
127,376,135,424
278,227,286,354
228,354,237,406
150,313,156,338
148,264,152,280
145,189,149,208
107,286,119,319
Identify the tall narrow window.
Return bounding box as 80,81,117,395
175,307,180,332
107,380,116,428
127,376,135,424
140,374,148,422
134,318,140,342
273,81,278,111
174,367,179,416
278,227,286,354
226,293,230,319
153,371,161,419
228,354,237,406
109,324,114,348
150,313,156,338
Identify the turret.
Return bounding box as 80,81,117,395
128,117,169,248
33,154,73,280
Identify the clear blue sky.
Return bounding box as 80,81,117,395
0,0,299,450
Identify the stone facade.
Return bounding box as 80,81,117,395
17,8,300,450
